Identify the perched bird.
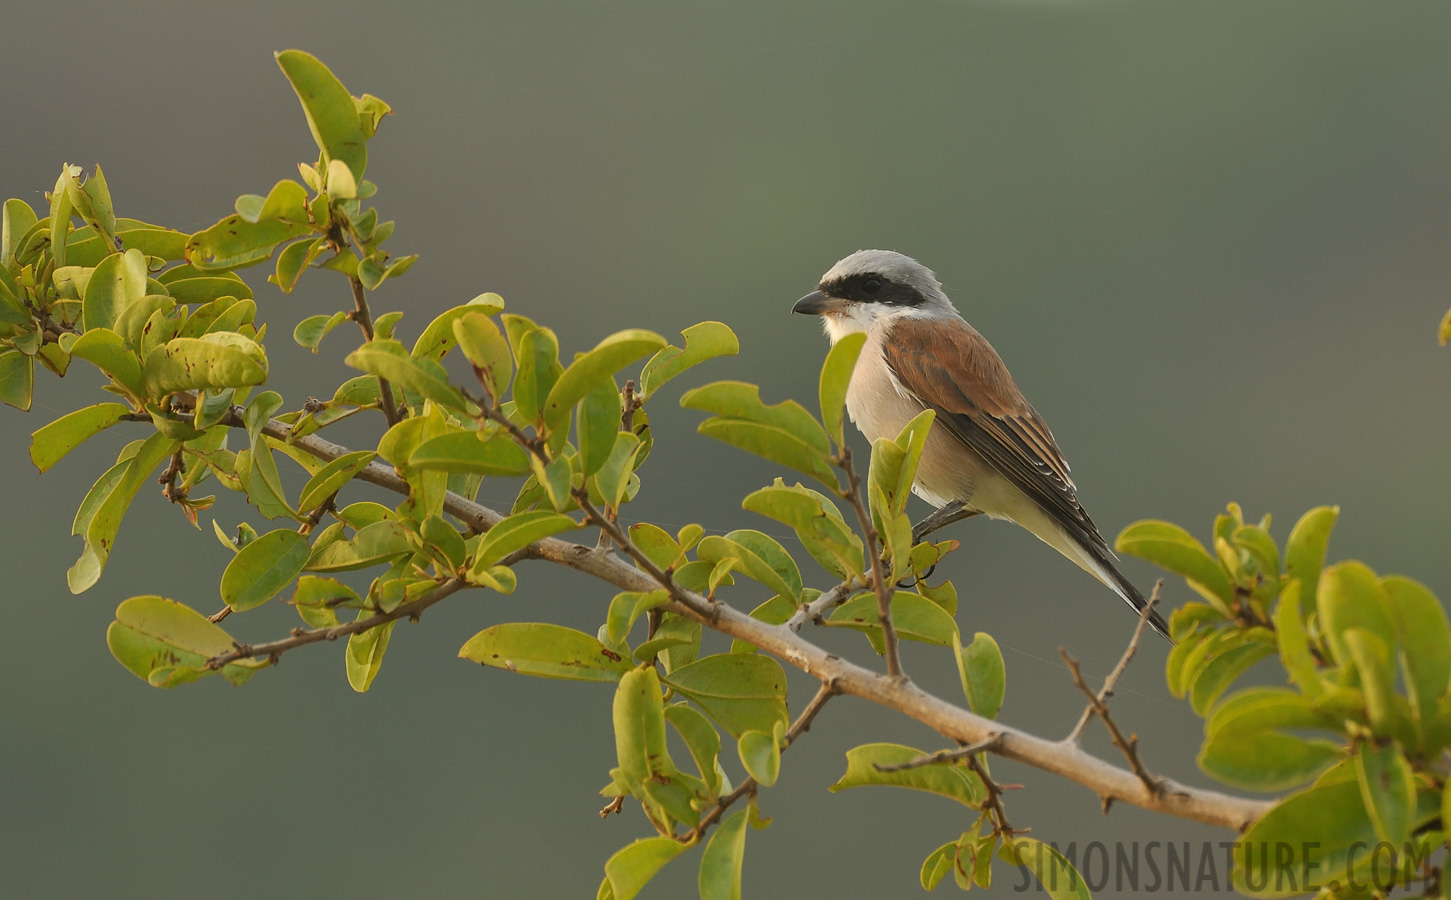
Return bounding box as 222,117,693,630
793,249,1170,641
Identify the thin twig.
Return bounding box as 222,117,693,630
1066,581,1163,745
1061,647,1162,797
205,578,468,669
347,275,401,426
836,445,904,681
598,796,625,819
681,680,839,844
873,735,1002,774
785,579,860,632
964,747,1020,836
157,450,186,503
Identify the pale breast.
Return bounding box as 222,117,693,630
845,327,982,509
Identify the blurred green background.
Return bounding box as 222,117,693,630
4,1,1450,897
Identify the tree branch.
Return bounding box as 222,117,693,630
1060,647,1162,797
785,579,859,632
205,578,468,668
180,400,1271,833
1065,581,1162,745
347,274,401,426
836,445,903,681
682,679,839,844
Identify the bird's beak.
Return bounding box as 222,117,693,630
792,290,835,315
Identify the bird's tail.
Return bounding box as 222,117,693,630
1092,552,1173,643
1026,512,1175,642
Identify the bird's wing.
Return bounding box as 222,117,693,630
882,315,1110,554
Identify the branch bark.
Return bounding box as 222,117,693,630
682,680,838,844
836,445,904,681
206,578,468,668
347,274,401,426
185,402,1272,833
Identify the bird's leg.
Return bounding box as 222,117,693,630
911,501,979,544
896,503,981,588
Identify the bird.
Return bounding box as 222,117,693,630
792,249,1171,641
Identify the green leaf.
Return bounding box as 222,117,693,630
521,331,565,427
1002,839,1091,900
346,618,395,692
1319,561,1396,666
141,335,268,397
293,311,348,352
662,653,789,738
290,575,359,628
664,703,723,796
1,198,37,268
1233,780,1377,898
698,809,748,900
543,329,666,427
305,520,412,572
1198,689,1340,791
1115,520,1235,608
275,50,368,182
296,450,375,512
741,480,864,580
346,340,468,412
325,158,357,200
819,331,866,448
593,432,641,509
470,510,580,572
578,377,622,477
1232,523,1280,577
920,842,955,892
113,294,177,351
82,248,146,331
408,431,531,476
50,165,78,269
219,529,309,612
603,838,688,900
1381,575,1451,728
68,328,140,397
29,402,128,473
452,312,512,401
639,321,738,399
681,382,828,449
528,453,574,511
606,590,670,648
107,595,261,687
409,300,498,362
1355,742,1414,847
69,432,178,594
1343,627,1400,738
357,253,416,291
65,165,116,246
1189,631,1276,715
826,591,959,650
186,196,310,271
955,631,1006,719
0,349,32,410
1273,580,1323,699
1284,506,1338,616
829,743,983,807
698,531,802,601
459,622,631,682
738,726,782,787
271,237,319,293
682,381,835,483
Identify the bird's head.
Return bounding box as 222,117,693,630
792,249,956,344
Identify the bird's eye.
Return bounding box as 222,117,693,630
862,278,882,295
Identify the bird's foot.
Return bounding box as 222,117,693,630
911,501,979,544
